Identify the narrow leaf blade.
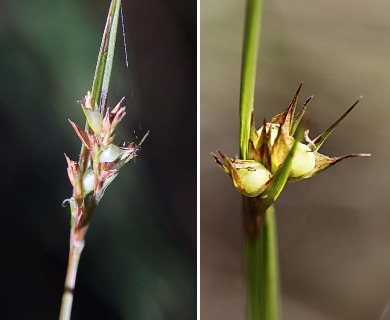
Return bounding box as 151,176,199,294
91,0,122,111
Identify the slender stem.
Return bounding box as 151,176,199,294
60,1,121,318
261,205,279,320
238,0,280,317
243,197,263,319
239,0,264,159
59,228,87,320
244,197,280,320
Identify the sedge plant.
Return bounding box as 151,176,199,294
59,1,148,319
212,0,370,319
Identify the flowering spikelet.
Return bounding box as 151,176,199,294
213,84,370,199
64,92,148,228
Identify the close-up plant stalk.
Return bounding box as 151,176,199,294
212,0,370,319
59,1,146,319
239,0,280,318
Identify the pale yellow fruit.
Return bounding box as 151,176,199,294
290,142,316,178
232,161,272,197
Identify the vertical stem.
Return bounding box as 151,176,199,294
261,205,279,320
60,1,121,318
243,197,262,319
239,0,281,316
59,230,86,320
244,197,280,320
239,0,264,160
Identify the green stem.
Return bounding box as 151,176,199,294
244,197,280,320
238,0,280,317
239,0,264,160
261,205,279,320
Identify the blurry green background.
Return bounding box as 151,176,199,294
1,0,196,319
201,0,390,319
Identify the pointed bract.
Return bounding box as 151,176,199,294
310,98,361,151
68,120,93,151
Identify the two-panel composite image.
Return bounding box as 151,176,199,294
1,0,390,319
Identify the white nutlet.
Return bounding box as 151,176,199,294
85,109,103,135
99,144,122,163
82,168,94,194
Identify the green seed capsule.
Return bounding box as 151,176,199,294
82,169,94,194
100,144,121,163
290,142,316,178
85,109,103,135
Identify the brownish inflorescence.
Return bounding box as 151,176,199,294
64,92,146,229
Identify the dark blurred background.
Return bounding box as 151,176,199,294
0,0,196,319
201,0,390,319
